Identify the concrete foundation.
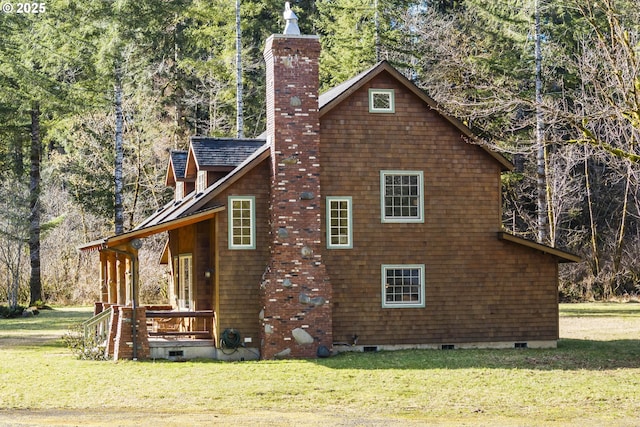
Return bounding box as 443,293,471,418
148,339,260,361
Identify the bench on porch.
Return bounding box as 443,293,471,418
146,310,215,339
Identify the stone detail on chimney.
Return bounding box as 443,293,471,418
259,18,333,359
292,328,314,345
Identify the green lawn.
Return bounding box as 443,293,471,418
0,304,639,426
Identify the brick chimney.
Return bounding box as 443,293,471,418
259,3,332,359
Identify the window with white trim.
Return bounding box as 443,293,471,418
178,254,193,310
172,256,179,305
197,170,207,193
327,196,352,249
175,183,184,201
382,264,425,308
380,171,424,223
228,196,255,249
369,89,395,113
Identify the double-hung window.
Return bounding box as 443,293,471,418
380,171,424,223
228,196,255,249
382,264,425,308
326,197,352,249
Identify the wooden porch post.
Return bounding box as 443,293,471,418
129,245,140,307
117,254,126,305
125,255,132,304
99,251,108,303
107,252,117,304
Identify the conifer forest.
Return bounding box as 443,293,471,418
1,0,639,307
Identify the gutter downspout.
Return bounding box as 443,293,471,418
102,243,140,360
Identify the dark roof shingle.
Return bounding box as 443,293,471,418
190,137,266,168
169,150,188,179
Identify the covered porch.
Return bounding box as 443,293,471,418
79,204,259,361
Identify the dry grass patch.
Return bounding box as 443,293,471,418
560,302,640,341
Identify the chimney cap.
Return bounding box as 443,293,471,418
283,2,301,35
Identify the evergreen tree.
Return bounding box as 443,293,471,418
0,8,74,305
316,0,420,89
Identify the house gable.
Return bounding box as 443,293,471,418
165,150,188,187
166,150,195,201
185,137,266,192
319,61,514,172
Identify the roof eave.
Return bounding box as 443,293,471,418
77,238,108,252
498,232,581,263
77,206,225,253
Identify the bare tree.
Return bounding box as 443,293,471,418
0,179,29,309
567,0,640,161
560,0,640,297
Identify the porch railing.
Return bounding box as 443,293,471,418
82,306,113,349
146,310,215,339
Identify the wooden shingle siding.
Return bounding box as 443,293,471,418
195,221,211,308
208,159,271,344
322,72,558,346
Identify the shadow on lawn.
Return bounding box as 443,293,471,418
312,338,640,371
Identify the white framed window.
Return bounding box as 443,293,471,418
380,171,424,223
327,196,352,249
175,183,184,201
178,254,193,310
197,170,207,193
172,256,179,305
228,196,255,249
382,264,425,308
369,89,395,113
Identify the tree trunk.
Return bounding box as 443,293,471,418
607,161,632,298
8,247,23,310
235,0,244,138
129,131,142,228
29,102,42,306
534,0,549,245
114,68,125,235
584,146,600,280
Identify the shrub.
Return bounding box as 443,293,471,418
0,305,25,318
63,324,109,361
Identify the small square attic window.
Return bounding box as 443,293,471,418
369,89,395,113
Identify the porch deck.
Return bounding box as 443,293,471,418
84,304,259,361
